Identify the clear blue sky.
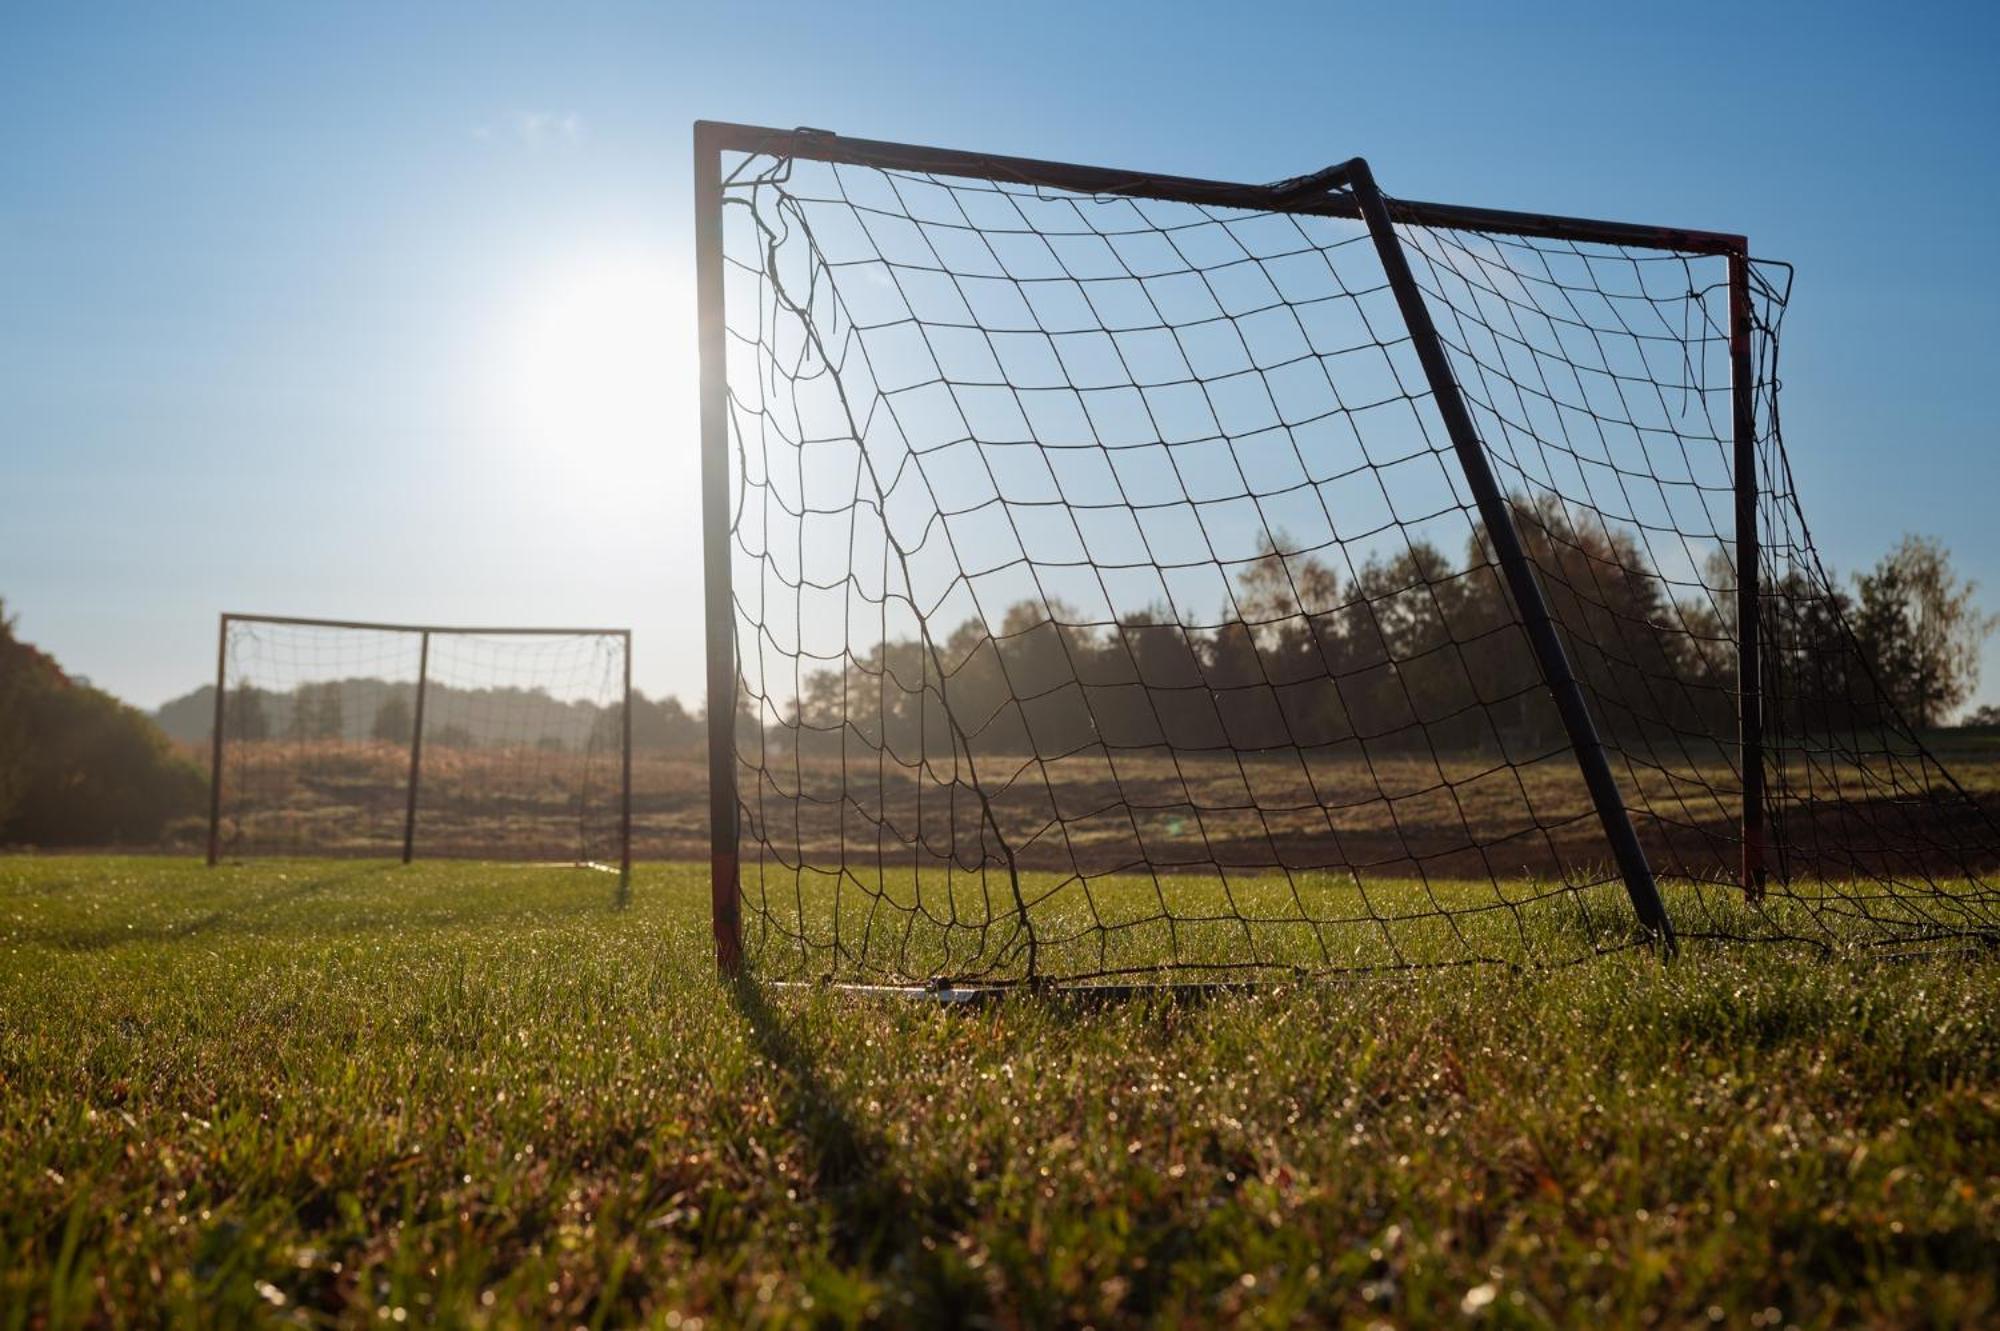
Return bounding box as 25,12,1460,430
4,1,1996,711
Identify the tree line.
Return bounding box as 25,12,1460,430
777,503,1993,765
156,678,705,755
182,514,1987,772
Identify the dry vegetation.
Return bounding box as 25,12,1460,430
202,735,2000,880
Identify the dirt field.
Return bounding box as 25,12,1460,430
199,732,2000,889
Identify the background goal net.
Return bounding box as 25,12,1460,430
207,615,631,875
698,124,2000,985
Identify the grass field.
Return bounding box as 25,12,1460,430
2,858,1996,1327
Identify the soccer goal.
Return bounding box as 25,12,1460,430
696,122,2000,987
205,614,632,883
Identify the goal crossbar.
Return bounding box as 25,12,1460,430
694,121,1749,257
216,612,632,637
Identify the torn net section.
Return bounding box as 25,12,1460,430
717,146,1999,983
215,620,628,864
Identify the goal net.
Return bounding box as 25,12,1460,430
207,616,631,870
699,124,1999,985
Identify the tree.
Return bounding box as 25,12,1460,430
994,601,1096,756
317,684,346,739
1850,535,1996,729
591,690,703,753
226,684,270,741
371,693,413,744
0,599,32,829
291,682,345,740
0,598,204,846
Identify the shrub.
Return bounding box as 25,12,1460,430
0,600,205,846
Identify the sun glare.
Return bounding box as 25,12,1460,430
500,251,691,458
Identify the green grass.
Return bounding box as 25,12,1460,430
736,862,1665,983
737,859,1992,984
1,858,1996,1328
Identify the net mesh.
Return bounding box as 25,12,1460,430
214,619,628,864
715,143,2000,983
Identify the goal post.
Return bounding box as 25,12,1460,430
696,128,745,973
696,122,1999,986
205,613,633,887
1728,251,1766,902
1339,156,1670,946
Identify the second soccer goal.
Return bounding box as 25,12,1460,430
206,614,633,881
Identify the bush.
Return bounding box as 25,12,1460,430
0,600,205,847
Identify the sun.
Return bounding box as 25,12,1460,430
499,250,691,458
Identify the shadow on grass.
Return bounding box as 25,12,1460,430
726,977,988,1317
39,863,397,953
727,977,905,1224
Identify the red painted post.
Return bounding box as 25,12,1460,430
695,122,744,976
